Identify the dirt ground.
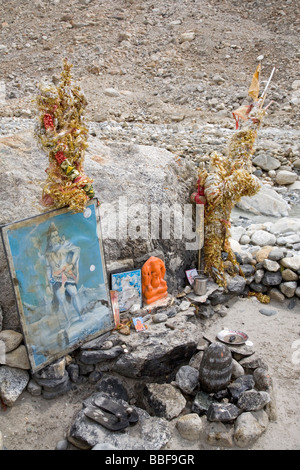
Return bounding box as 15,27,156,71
1,295,299,451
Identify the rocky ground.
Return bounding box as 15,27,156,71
0,0,300,130
0,0,300,452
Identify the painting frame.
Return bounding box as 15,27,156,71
111,269,142,312
1,199,115,373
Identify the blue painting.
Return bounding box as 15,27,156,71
1,200,114,372
111,269,142,312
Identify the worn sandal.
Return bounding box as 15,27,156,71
84,405,129,431
93,396,139,424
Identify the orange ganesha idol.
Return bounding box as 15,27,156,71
141,256,168,305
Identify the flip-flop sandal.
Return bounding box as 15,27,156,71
93,396,139,425
84,405,129,431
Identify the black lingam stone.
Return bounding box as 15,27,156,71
199,342,233,393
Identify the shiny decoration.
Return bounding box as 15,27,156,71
35,58,95,213
192,66,275,291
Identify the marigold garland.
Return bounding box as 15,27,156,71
35,58,95,213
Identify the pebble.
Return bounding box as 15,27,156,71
259,308,277,316
175,413,203,441
152,313,168,323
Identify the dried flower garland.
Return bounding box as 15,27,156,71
192,65,275,293
35,58,95,213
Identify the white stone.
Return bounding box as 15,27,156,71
280,255,300,271
262,259,280,272
230,226,246,242
179,32,195,43
234,411,267,448
237,184,290,217
251,230,276,246
275,170,297,185
104,87,120,97
269,218,300,236
175,413,203,441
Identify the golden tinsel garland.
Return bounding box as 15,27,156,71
35,58,95,213
193,65,274,292
248,292,270,304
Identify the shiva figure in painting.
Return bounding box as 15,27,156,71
45,222,82,326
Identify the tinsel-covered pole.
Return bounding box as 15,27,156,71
35,58,95,213
193,65,274,290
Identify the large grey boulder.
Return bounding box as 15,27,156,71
112,311,200,379
236,183,290,217
0,131,198,329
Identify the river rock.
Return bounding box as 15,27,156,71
234,410,268,448
253,368,273,391
280,255,300,271
1,344,30,369
279,281,298,298
228,375,255,402
112,318,199,379
269,287,286,303
239,354,268,372
175,365,199,394
262,259,280,272
251,230,276,246
259,308,277,316
192,391,218,415
175,413,203,441
255,246,274,262
95,375,129,402
268,248,285,261
206,421,234,447
269,218,300,236
275,170,297,185
237,390,271,411
252,154,281,171
0,330,23,353
237,184,290,217
0,365,30,406
142,383,186,420
79,345,124,364
199,342,233,393
207,402,242,423
262,271,282,286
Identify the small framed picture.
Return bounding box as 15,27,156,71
185,268,198,285
110,290,120,328
132,317,146,332
111,269,142,312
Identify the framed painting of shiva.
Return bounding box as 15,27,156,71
0,199,115,373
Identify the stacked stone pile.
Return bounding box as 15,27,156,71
228,218,300,304
0,295,277,450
